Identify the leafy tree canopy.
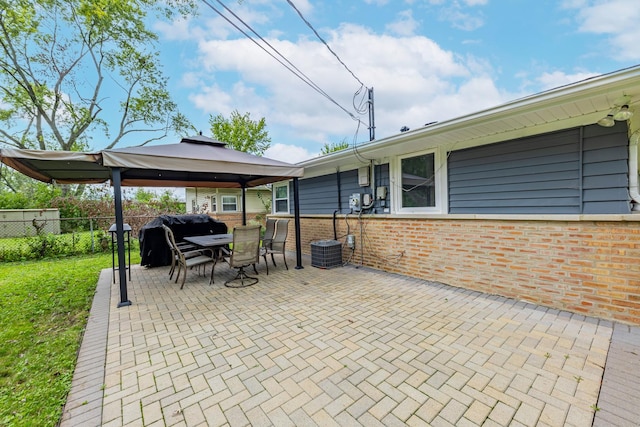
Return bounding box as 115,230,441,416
209,110,271,156
320,138,350,155
0,0,196,152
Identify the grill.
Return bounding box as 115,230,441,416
310,240,343,269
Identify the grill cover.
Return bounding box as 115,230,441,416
139,214,227,267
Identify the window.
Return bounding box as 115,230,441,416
210,196,217,212
397,150,443,213
274,183,289,213
221,195,238,212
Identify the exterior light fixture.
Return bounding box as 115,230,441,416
597,114,616,127
614,104,633,121
597,95,634,127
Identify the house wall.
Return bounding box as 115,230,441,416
297,164,391,214
272,214,640,325
448,123,630,214
208,212,265,231
185,188,270,215
281,122,639,324
185,187,270,230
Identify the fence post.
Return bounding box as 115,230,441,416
90,218,94,252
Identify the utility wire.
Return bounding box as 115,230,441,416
201,0,364,125
285,0,372,134
285,0,366,88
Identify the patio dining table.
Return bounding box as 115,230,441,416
183,234,234,283
183,233,233,249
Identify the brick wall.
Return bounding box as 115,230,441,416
208,213,265,231
272,214,640,325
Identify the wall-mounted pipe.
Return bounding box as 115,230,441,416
336,168,341,213
629,130,640,211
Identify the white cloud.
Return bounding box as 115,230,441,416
386,9,420,36
566,0,640,61
536,70,599,90
287,0,314,15
265,142,317,163
439,7,484,31
185,21,507,147
180,72,202,89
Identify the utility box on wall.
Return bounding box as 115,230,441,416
311,240,343,269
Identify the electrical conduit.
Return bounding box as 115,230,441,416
630,130,640,211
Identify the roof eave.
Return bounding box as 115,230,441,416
298,65,640,171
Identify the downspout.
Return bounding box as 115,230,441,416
630,130,640,211
293,177,303,269
336,168,341,213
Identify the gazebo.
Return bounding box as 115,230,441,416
0,135,305,306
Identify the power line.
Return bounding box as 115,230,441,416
283,1,375,141
200,0,364,124
285,0,366,88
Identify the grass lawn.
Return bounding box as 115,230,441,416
0,251,140,426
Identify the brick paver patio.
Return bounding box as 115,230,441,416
60,254,635,426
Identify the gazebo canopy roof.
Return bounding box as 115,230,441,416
0,135,304,188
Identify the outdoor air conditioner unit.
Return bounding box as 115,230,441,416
311,240,342,269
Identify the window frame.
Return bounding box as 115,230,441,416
394,148,447,214
221,195,238,212
210,196,217,213
273,182,290,214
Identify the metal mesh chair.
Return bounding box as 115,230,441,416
162,227,199,280
260,218,277,275
262,219,289,272
217,225,262,288
262,218,277,251
162,224,214,289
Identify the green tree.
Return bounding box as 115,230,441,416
132,188,156,204
320,138,350,155
209,110,271,155
0,168,63,208
0,0,194,152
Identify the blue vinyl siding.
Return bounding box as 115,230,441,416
339,169,361,212
296,175,339,214
581,124,630,213
448,123,629,214
297,164,390,214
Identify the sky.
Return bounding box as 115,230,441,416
142,0,640,164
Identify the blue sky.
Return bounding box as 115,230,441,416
143,0,640,163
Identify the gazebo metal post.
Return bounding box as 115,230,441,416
112,168,131,307
293,177,303,269
241,185,247,225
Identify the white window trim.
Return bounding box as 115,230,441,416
210,195,217,213
273,182,290,214
221,195,238,212
392,148,447,214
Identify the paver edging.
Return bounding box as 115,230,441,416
59,269,111,427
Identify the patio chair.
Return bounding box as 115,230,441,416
260,218,277,275
162,224,214,289
262,219,289,272
262,218,277,251
216,225,261,288
162,226,199,280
